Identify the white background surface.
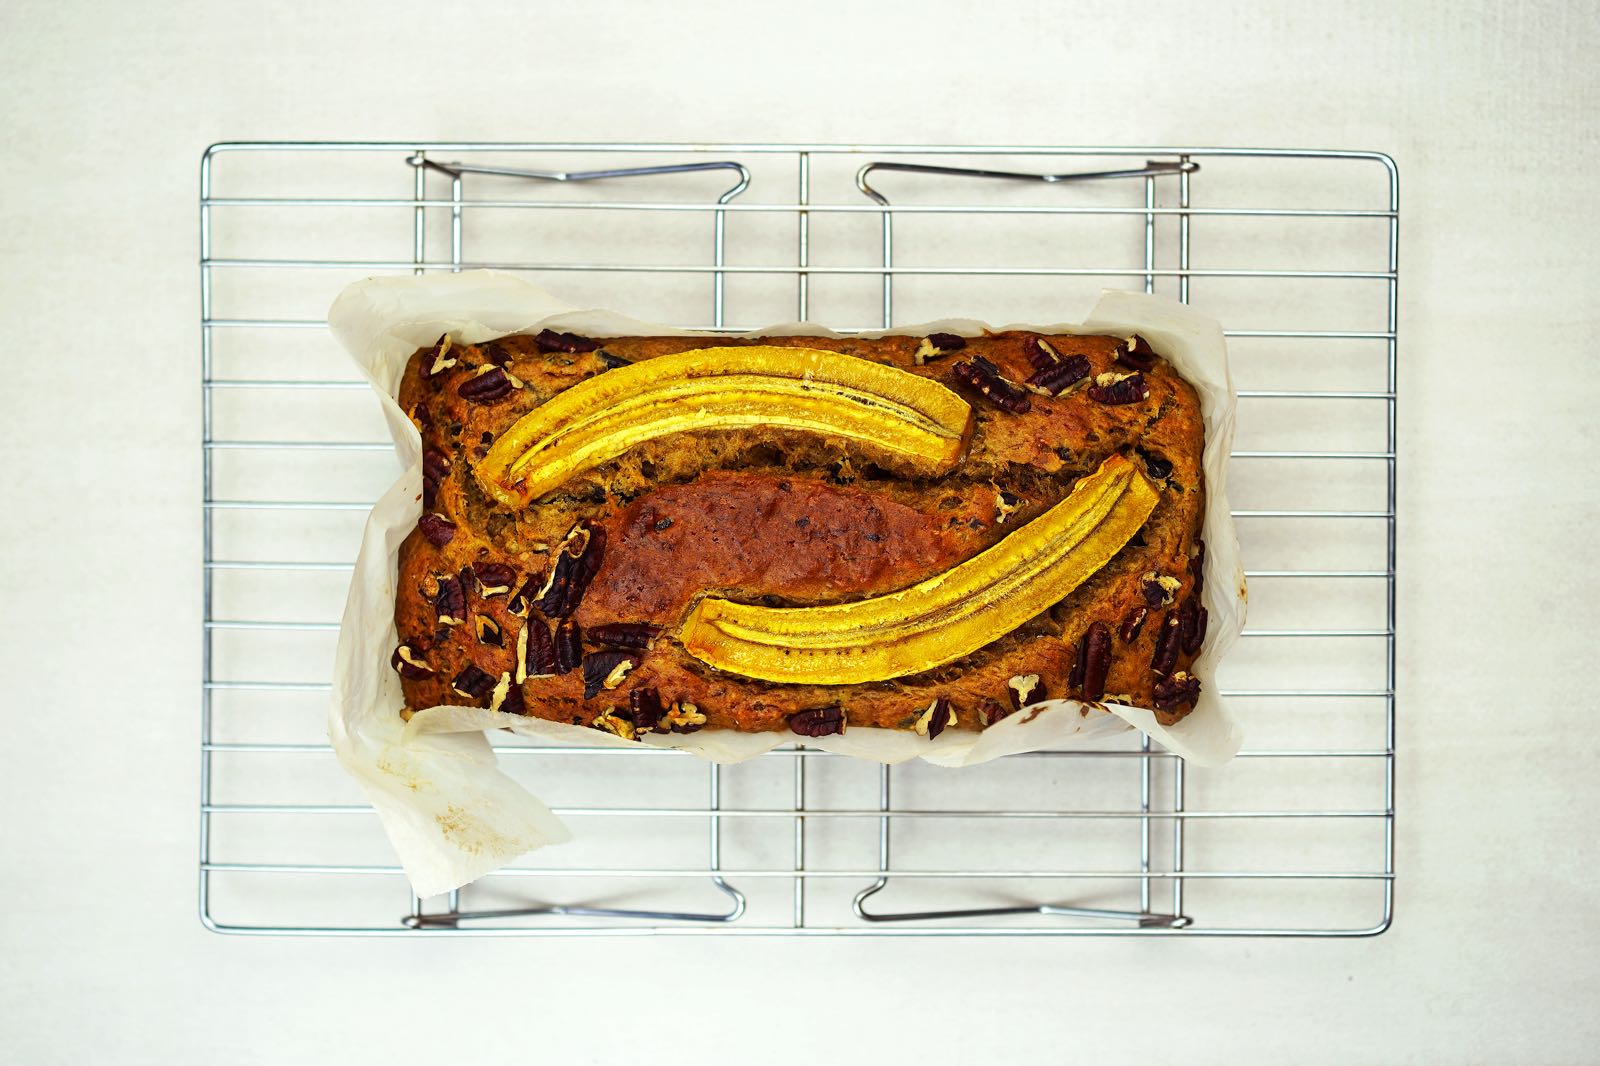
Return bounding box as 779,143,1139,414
3,1,1598,1062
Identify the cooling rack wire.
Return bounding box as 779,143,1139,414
200,143,1396,936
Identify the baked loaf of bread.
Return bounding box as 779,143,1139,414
391,326,1209,740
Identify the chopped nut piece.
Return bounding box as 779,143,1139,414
474,615,503,646
1141,571,1183,607
553,620,582,674
537,522,605,618
451,665,496,702
591,708,637,740
458,365,515,403
1007,674,1043,710
977,697,1012,727
914,333,966,365
914,697,957,739
487,671,512,712
521,620,558,680
417,513,456,548
788,704,846,737
1115,334,1159,372
1027,353,1091,396
427,334,457,377
533,328,602,354
1073,621,1113,700
1152,612,1182,678
472,562,516,598
390,642,434,681
951,356,1031,414
433,575,467,627
1152,671,1201,710
630,687,666,732
597,350,632,369
1180,596,1208,655
507,573,541,618
994,488,1025,524
1087,371,1149,406
1119,606,1150,642
582,651,636,699
1027,337,1061,371
662,700,708,733
587,622,661,651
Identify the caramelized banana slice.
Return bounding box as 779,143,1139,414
477,345,973,505
680,455,1158,684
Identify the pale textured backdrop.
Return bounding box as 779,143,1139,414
2,1,1596,1062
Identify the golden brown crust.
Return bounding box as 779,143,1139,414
394,330,1208,737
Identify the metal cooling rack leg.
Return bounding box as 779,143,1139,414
402,762,747,928
406,154,750,326
851,759,1189,927
854,157,1199,326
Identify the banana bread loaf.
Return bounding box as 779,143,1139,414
390,327,1208,740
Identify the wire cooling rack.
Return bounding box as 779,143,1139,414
199,143,1397,936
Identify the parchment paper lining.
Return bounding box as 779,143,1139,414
326,271,1247,896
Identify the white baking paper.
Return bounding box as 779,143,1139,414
326,271,1247,896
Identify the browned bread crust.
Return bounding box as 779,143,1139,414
392,330,1207,737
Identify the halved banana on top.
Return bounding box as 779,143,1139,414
476,345,974,506
680,455,1159,685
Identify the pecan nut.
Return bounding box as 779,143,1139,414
581,651,636,699
1151,611,1182,678
422,448,449,484
457,366,515,404
1119,606,1149,643
433,574,467,626
1026,337,1061,371
518,619,558,681
536,523,606,618
630,687,666,733
1190,539,1206,592
507,573,542,618
499,681,526,716
914,697,956,739
977,697,1012,727
472,562,516,598
1086,371,1149,406
426,334,457,378
553,619,582,674
1141,571,1182,608
1115,334,1159,372
417,512,456,548
450,664,496,702
914,333,966,365
1180,596,1208,655
389,641,434,681
1074,621,1112,701
533,328,601,354
586,622,661,651
474,615,503,646
788,704,846,737
1027,353,1091,396
1007,673,1044,710
951,356,1031,414
1152,671,1201,711
597,350,631,369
